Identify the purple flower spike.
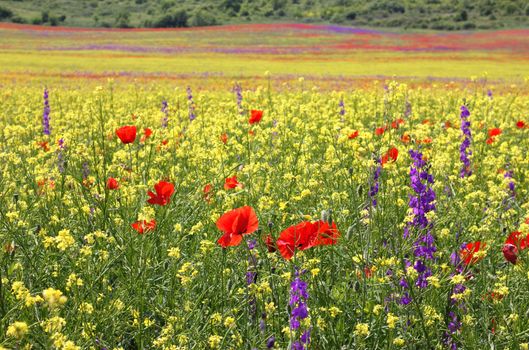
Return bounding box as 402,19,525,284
161,100,168,128
289,269,310,348
187,86,196,121
459,105,472,178
43,88,51,135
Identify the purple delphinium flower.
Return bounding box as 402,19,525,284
399,292,412,305
234,83,243,115
161,100,168,128
404,99,412,118
292,342,304,350
246,270,257,285
338,97,345,123
246,238,258,319
43,88,51,135
259,318,266,332
247,238,257,250
459,105,472,178
289,269,310,349
266,336,275,349
403,149,437,290
450,251,461,268
369,160,382,207
186,86,196,121
82,162,90,180
301,329,311,344
405,149,436,234
503,169,515,197
443,311,461,350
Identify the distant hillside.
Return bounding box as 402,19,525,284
0,0,528,30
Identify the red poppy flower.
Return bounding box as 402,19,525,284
106,177,119,190
276,221,318,260
313,220,340,246
418,138,432,144
224,176,242,190
216,206,259,248
265,234,277,252
460,241,485,265
516,120,526,129
488,128,502,137
116,125,137,144
391,119,403,129
483,291,504,302
220,133,228,144
502,231,529,264
132,220,156,234
422,119,430,125
249,110,263,124
505,231,529,249
375,127,385,136
276,220,340,260
401,134,410,144
161,139,169,146
140,128,153,142
381,147,398,166
147,181,175,206
37,178,55,194
486,128,501,144
388,147,399,160
444,121,452,129
348,130,359,139
203,183,213,202
37,141,50,152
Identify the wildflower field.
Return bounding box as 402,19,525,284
2,23,529,350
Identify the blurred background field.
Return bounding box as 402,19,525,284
1,22,529,88
0,0,528,30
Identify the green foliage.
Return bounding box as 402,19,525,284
0,0,527,29
152,10,188,28
0,5,13,19
115,11,130,28
189,9,217,27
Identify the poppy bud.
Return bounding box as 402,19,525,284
502,244,518,264
327,209,333,223
4,241,15,254
357,184,364,196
